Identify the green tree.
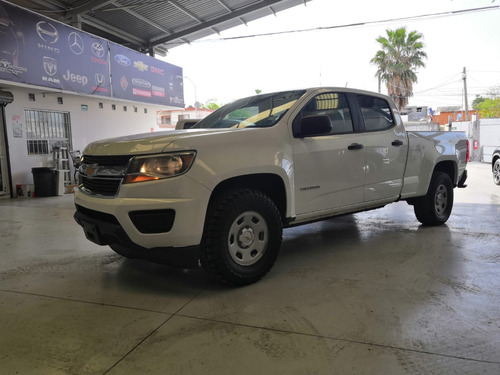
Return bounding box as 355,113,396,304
477,98,500,118
201,98,221,110
371,27,427,111
472,95,485,111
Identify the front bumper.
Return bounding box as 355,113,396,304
74,203,200,268
73,175,211,268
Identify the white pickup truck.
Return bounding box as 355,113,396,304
74,88,468,285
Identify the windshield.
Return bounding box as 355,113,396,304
192,90,306,129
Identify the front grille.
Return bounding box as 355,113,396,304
81,154,131,196
75,204,120,225
83,177,122,196
82,155,132,166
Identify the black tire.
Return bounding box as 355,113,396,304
414,171,454,226
493,158,500,186
200,188,282,286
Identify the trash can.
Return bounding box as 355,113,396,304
31,167,57,197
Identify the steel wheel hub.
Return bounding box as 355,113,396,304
435,184,448,214
228,211,268,266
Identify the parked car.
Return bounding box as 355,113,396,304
74,87,468,285
492,146,500,185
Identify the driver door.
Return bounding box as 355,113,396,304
291,92,367,216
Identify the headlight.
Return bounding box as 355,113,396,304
124,152,196,184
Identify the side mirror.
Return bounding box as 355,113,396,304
175,119,199,129
299,115,332,137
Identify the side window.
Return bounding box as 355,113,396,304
357,94,394,131
298,92,354,135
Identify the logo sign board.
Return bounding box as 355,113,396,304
110,42,184,107
0,0,184,107
0,0,111,96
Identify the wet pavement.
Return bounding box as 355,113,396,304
0,162,499,374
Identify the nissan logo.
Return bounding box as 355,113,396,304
132,78,151,88
68,32,84,55
36,21,58,44
114,54,131,66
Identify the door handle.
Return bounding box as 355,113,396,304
391,140,404,147
348,143,364,150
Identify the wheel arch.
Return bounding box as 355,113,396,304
208,173,287,222
434,160,457,186
492,153,500,171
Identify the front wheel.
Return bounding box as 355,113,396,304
200,189,282,286
493,159,500,186
413,171,454,226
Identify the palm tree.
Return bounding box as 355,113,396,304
371,27,427,111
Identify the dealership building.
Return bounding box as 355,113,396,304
0,0,188,197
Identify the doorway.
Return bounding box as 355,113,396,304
0,103,9,196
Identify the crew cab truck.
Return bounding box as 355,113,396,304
74,88,468,285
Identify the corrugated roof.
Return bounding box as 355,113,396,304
7,0,311,55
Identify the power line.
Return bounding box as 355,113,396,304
198,5,500,43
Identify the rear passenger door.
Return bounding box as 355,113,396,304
291,92,367,216
355,94,408,202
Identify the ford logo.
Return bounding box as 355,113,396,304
132,78,151,88
114,54,131,66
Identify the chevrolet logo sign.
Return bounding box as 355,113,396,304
133,60,148,72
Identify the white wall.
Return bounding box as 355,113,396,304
3,86,174,186
479,118,500,162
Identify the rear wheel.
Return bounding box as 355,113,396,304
200,189,282,286
413,171,454,226
493,158,500,185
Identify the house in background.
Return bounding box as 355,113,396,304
432,106,477,125
401,106,430,122
157,107,214,128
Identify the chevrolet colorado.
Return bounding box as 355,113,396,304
74,88,468,285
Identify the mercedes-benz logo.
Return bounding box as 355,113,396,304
36,21,58,44
91,42,105,57
68,32,84,55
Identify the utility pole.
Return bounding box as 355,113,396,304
462,67,469,121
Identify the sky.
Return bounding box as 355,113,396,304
162,0,500,111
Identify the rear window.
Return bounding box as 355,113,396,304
356,94,394,131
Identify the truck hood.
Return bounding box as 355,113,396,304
83,128,234,155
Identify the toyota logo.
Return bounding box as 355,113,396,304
68,32,84,55
91,42,105,57
36,21,58,44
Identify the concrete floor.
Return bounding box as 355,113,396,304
1,162,499,375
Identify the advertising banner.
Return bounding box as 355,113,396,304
110,42,184,107
0,0,111,96
0,0,184,107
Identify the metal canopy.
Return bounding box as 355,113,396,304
7,0,310,55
